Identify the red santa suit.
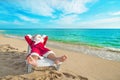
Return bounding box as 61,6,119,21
25,34,53,58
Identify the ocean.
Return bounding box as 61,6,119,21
0,29,120,61
1,29,120,49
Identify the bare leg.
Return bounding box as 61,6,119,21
47,53,67,64
26,55,39,67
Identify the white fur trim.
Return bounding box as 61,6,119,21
43,51,55,57
27,34,32,39
34,38,44,45
30,52,41,58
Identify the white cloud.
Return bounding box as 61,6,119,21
12,20,23,25
50,17,120,28
86,17,120,24
0,20,23,25
27,0,54,16
51,14,80,24
17,14,39,23
48,0,91,14
15,0,95,17
110,11,120,16
77,17,120,28
0,14,40,24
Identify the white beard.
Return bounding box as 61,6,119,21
33,35,44,45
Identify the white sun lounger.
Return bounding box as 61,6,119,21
26,46,61,73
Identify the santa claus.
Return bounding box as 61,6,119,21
25,34,67,66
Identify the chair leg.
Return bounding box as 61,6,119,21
27,64,32,73
55,64,61,71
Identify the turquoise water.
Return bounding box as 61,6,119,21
1,29,120,49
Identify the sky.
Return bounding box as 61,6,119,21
0,0,120,29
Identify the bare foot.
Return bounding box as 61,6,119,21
54,55,67,64
26,56,38,67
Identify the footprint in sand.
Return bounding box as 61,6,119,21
63,72,88,80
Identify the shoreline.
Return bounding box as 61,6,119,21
1,34,120,62
48,40,120,62
1,31,120,49
3,33,120,50
0,34,120,80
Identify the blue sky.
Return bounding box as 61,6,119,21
0,0,120,29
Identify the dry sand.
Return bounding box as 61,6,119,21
0,35,120,80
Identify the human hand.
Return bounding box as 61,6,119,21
26,56,38,67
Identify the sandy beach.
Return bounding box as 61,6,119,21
0,35,120,80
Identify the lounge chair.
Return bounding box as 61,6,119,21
26,46,61,73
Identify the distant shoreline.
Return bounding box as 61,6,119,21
1,29,120,49
1,33,102,48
